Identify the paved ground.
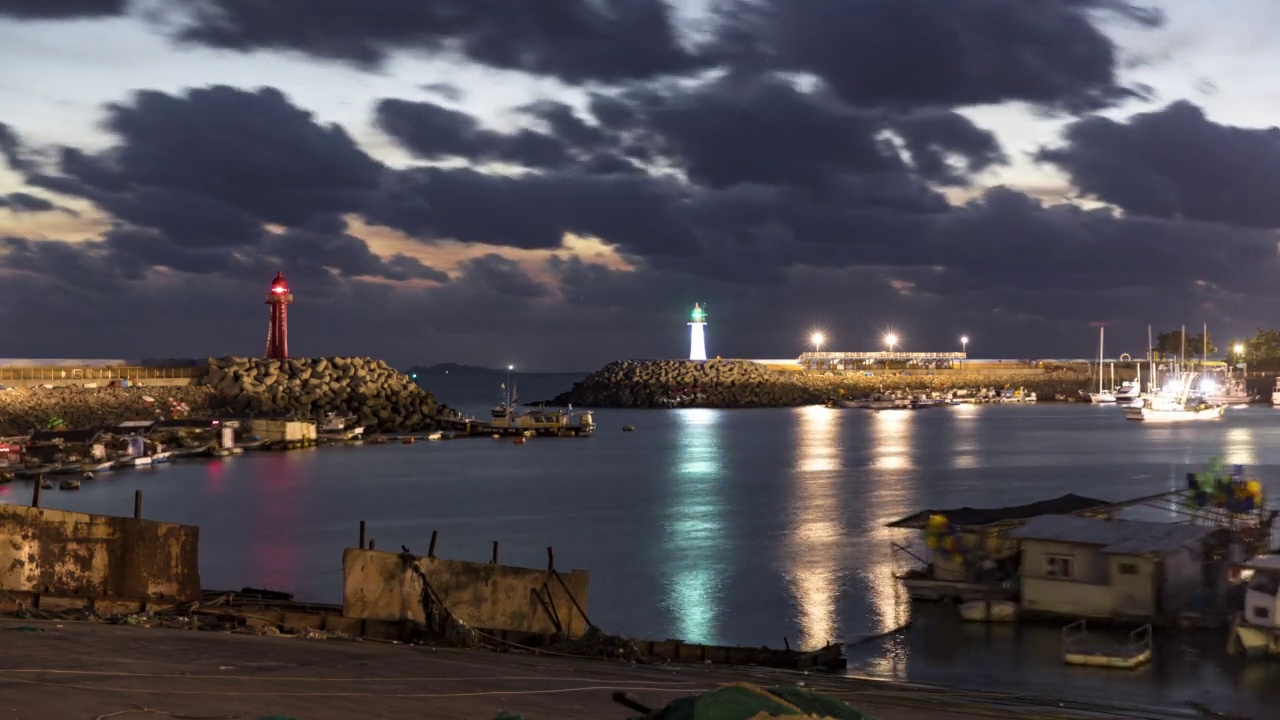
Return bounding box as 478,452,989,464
0,618,1201,720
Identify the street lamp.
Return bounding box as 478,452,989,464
960,335,969,369
1234,344,1246,378
884,332,898,372
811,332,825,352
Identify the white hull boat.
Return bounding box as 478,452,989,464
1089,392,1117,404
1124,404,1226,422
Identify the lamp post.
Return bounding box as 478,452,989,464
960,335,969,369
884,332,898,372
810,332,826,372
1233,343,1246,379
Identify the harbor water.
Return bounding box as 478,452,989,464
10,401,1280,714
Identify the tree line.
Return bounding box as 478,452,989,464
1151,328,1280,366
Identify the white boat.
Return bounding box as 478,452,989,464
425,431,443,441
1272,377,1280,406
1198,374,1254,406
1088,326,1116,403
1124,373,1227,422
320,412,365,438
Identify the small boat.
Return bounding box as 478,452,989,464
58,478,81,491
114,455,152,469
40,477,54,490
319,412,366,440
426,431,443,441
623,425,636,432
0,471,13,484
1273,377,1280,407
54,460,113,475
959,600,1018,623
513,436,527,444
401,436,415,445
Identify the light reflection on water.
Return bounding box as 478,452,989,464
26,404,1280,717
664,408,725,644
786,405,843,650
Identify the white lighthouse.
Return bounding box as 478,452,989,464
689,303,707,361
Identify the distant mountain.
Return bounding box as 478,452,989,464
405,362,589,378
405,363,587,409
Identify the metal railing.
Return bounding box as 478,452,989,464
0,366,198,382
799,351,967,360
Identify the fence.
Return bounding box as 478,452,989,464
0,366,199,382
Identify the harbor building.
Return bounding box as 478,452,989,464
1010,515,1226,621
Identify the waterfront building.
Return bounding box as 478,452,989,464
1010,515,1225,621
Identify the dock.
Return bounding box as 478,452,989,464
1061,620,1153,669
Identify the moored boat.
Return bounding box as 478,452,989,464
58,478,81,491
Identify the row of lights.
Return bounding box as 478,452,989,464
809,332,968,353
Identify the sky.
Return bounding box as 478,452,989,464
3,0,1280,370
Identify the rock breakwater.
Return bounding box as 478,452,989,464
0,357,443,435
199,356,441,432
0,386,219,436
546,359,1099,408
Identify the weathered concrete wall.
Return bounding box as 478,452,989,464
0,505,200,603
342,548,590,638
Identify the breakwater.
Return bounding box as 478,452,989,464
200,356,440,432
546,359,1104,408
0,357,441,435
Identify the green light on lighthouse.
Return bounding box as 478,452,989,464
691,305,705,322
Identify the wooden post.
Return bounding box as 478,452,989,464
427,530,438,559
491,540,499,564
134,490,143,520
369,539,376,550
358,520,366,550
31,477,41,508
547,546,555,571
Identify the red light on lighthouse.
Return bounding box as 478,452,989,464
264,271,294,359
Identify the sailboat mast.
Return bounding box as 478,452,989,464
1098,326,1105,394
1202,322,1208,368
1148,324,1154,393
1181,324,1186,372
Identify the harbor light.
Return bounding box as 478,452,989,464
811,332,825,352
508,364,514,371
1234,343,1245,355
884,333,899,351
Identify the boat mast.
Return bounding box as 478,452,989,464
1098,326,1105,394
1180,324,1186,375
1148,324,1155,394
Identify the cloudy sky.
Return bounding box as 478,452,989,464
2,0,1280,370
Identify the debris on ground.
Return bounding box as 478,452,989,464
544,625,647,663
621,682,876,720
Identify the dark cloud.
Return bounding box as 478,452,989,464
420,82,463,102
0,192,64,213
376,99,572,169
713,0,1162,112
0,121,33,174
1040,100,1280,229
0,0,127,19
170,0,702,82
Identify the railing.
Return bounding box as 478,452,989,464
799,351,967,360
0,366,198,382
1062,619,1153,659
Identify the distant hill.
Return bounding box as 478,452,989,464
405,363,587,409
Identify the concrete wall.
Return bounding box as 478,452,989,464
0,504,200,603
342,548,590,638
1022,577,1113,617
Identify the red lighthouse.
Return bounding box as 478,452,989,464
264,271,293,359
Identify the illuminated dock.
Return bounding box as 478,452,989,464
798,351,967,371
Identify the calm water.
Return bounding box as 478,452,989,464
9,402,1280,714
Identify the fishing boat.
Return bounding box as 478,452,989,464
319,412,365,439
1124,373,1226,422
1088,326,1116,403
442,375,595,437
52,460,113,475
839,391,910,409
